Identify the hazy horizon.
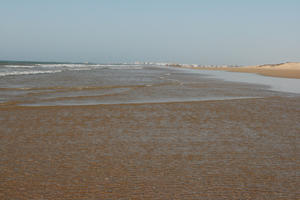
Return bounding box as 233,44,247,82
1,0,300,65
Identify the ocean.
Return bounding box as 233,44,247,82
1,61,295,107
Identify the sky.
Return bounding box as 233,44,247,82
0,0,299,65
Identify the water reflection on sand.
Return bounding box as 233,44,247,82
176,67,300,94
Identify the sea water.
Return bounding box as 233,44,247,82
0,62,298,106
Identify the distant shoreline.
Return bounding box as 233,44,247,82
170,62,300,79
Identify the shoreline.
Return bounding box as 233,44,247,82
174,62,300,79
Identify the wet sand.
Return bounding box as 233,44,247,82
1,97,299,199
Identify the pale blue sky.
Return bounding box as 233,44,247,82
0,0,299,65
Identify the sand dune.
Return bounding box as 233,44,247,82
255,62,300,69
226,62,300,79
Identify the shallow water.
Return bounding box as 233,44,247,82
0,63,298,106
173,67,300,94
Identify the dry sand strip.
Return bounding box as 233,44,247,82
1,96,299,199
182,62,300,79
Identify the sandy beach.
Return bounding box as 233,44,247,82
1,63,300,199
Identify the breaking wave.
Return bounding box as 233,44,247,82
0,63,148,77
0,70,63,77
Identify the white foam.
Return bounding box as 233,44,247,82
0,63,145,77
0,70,62,77
35,63,145,70
4,65,36,68
36,64,88,68
70,67,93,71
